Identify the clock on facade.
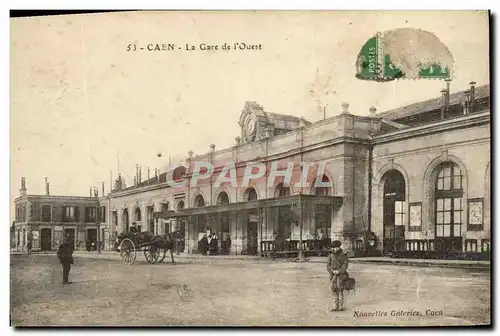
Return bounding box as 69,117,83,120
244,114,256,138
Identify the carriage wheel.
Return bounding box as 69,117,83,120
158,248,167,263
119,238,136,265
144,245,161,264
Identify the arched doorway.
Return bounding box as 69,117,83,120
244,188,258,255
217,192,231,254
433,162,464,253
176,200,186,253
382,170,406,255
192,195,207,253
123,209,129,232
274,183,293,243
40,228,52,251
311,176,332,249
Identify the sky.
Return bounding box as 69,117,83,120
10,11,489,211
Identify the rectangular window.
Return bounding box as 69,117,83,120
99,206,106,222
41,205,52,222
394,201,405,226
85,207,96,222
436,197,463,238
63,206,76,222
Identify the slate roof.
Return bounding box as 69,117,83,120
377,84,490,121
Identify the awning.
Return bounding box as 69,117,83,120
153,194,343,219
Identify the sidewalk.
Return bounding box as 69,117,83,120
11,250,490,269
309,256,490,269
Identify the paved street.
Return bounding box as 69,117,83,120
10,254,490,326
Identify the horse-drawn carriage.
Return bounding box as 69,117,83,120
116,231,176,265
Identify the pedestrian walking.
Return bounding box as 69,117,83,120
57,237,74,284
326,240,349,311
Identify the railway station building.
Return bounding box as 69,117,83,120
13,81,491,259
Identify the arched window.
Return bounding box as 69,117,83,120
246,188,258,201
217,192,230,205
311,175,331,196
194,195,205,208
435,162,463,239
274,183,290,197
161,202,169,212
135,207,142,221
177,200,185,210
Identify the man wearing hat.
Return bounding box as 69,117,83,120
327,240,349,311
57,237,74,284
130,222,138,234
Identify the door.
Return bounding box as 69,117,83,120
247,221,258,256
87,229,97,248
64,228,75,248
41,228,52,251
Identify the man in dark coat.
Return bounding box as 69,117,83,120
326,240,349,311
198,234,209,256
57,238,74,284
130,222,138,234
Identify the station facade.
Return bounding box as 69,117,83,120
13,82,491,258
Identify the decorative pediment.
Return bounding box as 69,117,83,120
238,101,311,144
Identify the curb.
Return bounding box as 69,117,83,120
12,252,490,269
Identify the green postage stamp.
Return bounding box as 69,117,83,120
356,28,454,81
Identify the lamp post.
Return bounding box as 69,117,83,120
297,199,305,261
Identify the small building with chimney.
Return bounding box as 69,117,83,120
12,178,106,252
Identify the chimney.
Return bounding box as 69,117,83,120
89,186,92,197
101,182,105,196
464,90,471,115
440,89,448,120
94,187,98,198
469,81,476,113
341,102,350,114
235,136,241,146
157,170,160,183
147,167,150,184
369,106,377,117
138,166,142,184
20,177,27,196
44,177,50,196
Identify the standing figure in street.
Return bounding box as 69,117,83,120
27,231,33,255
209,233,218,255
198,234,209,256
57,238,74,284
327,240,349,311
